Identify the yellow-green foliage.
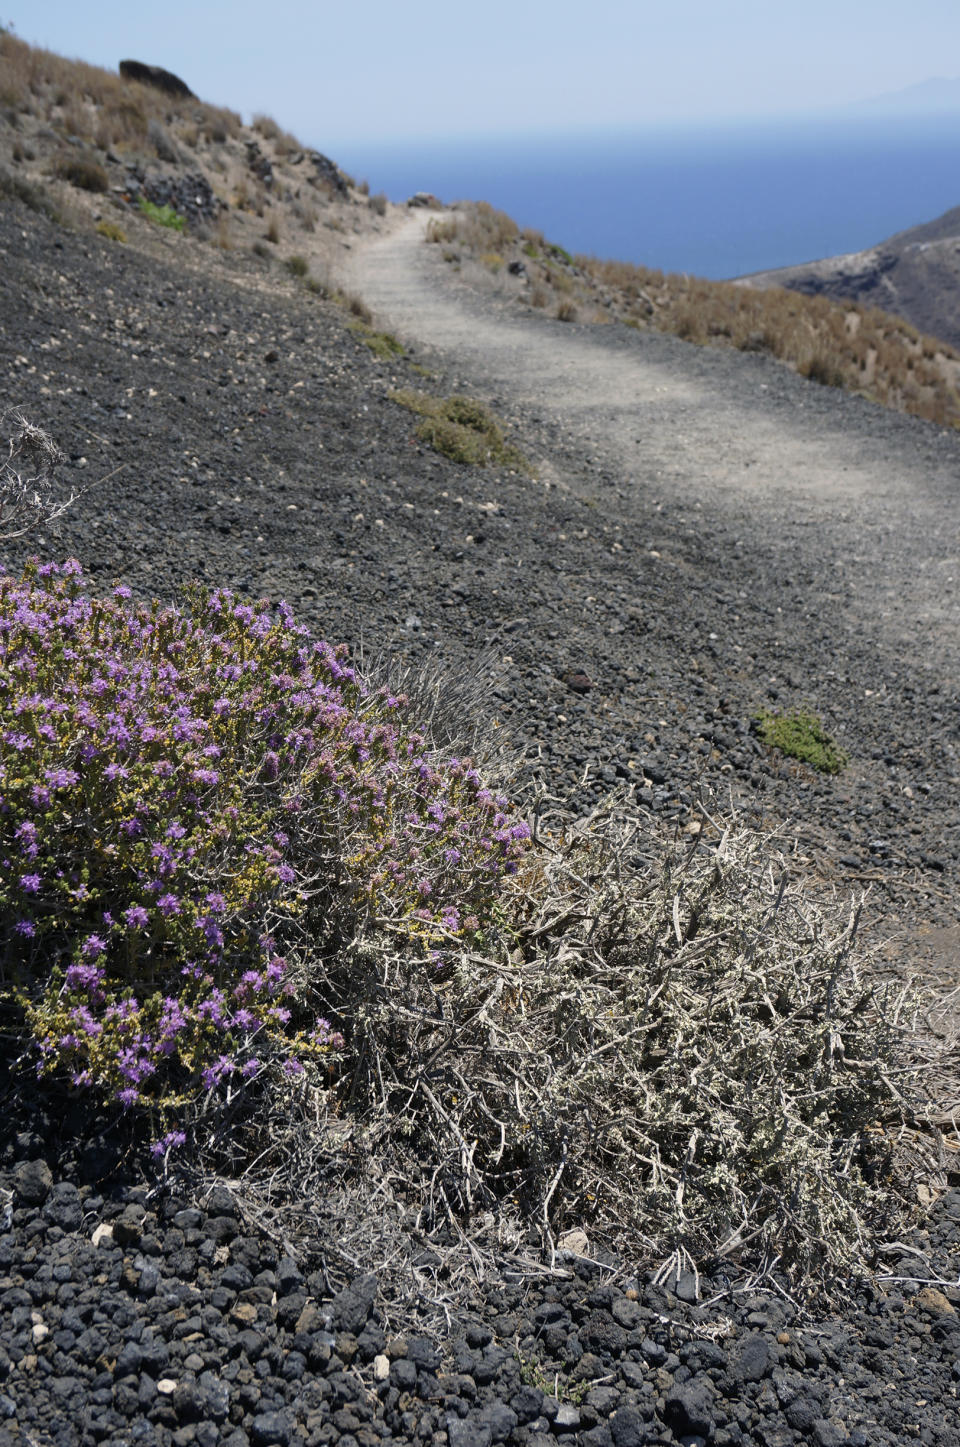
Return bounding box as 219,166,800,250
348,323,404,360
389,390,532,472
137,196,185,231
754,709,848,774
96,220,126,243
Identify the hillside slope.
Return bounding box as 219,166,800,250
738,202,960,350
1,33,960,1447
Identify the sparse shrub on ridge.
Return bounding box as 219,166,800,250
0,562,530,1133
53,154,108,194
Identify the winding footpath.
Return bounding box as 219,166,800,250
341,211,960,673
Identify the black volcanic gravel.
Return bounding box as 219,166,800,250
1,196,960,1447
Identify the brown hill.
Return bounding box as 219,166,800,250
737,203,960,351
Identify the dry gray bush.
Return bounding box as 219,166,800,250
357,645,522,787
0,410,78,539
182,797,943,1306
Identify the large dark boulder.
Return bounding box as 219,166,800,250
119,60,195,99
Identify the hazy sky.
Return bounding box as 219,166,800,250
16,1,960,148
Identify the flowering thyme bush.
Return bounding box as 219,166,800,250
0,561,529,1123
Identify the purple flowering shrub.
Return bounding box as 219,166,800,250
0,560,530,1125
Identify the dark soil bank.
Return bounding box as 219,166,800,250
1,197,960,1447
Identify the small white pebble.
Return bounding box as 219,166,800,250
157,1380,178,1396
373,1354,390,1381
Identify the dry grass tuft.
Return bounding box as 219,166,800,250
389,390,532,472
427,201,518,255
51,154,108,193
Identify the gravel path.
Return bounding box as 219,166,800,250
1,193,960,1447
342,212,960,670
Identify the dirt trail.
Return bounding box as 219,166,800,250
341,210,960,671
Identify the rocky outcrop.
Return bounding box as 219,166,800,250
118,59,195,99
120,165,222,226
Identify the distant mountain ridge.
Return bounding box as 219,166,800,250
738,202,960,351
854,75,960,114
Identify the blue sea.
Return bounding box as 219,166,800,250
333,115,960,280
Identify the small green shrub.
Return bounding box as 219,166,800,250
389,390,532,472
96,219,126,243
548,242,574,265
53,155,108,193
348,323,404,361
137,195,185,231
0,562,530,1132
285,254,309,278
754,708,848,773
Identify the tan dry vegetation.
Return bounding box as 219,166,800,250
0,31,242,155
588,260,960,427
436,199,960,430
0,31,384,287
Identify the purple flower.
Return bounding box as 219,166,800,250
150,1129,186,1158
157,893,181,917
68,1005,101,1037
82,934,107,959
276,863,296,885
44,767,78,789
124,905,149,930
204,891,227,914
201,1054,235,1090
113,585,132,600
14,919,35,938
19,873,41,894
